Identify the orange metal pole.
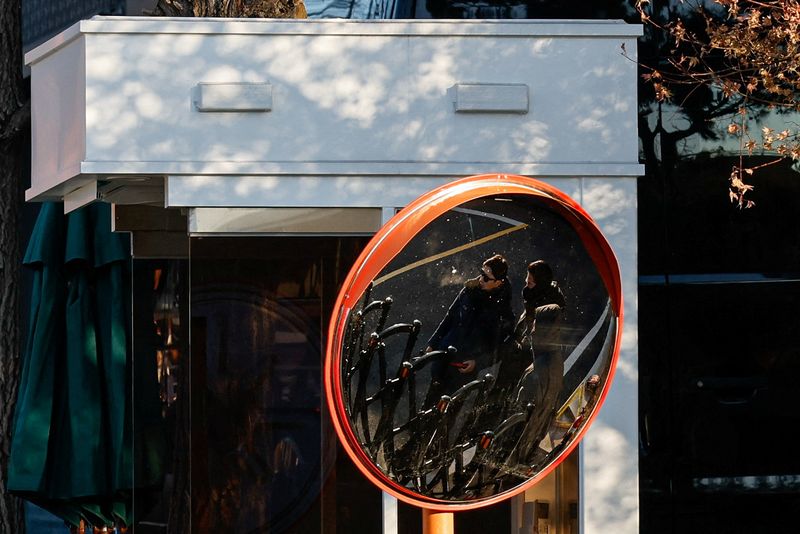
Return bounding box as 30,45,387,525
422,509,454,534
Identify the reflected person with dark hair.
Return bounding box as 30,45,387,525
510,259,566,465
515,260,565,349
424,254,515,404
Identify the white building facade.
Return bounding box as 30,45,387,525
25,18,642,533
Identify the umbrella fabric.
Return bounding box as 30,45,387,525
8,202,132,528
7,203,90,525
84,203,132,525
8,202,65,494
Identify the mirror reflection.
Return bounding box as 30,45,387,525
339,194,617,503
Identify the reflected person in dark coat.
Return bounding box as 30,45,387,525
510,260,566,466
424,254,515,404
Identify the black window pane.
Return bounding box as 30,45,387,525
640,281,800,533
664,157,800,275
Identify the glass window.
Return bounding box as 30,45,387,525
636,1,800,531
640,282,800,532
132,259,190,533
188,236,378,533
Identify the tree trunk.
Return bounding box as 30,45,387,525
0,0,28,531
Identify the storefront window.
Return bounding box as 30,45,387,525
188,236,377,533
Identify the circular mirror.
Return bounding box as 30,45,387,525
325,174,622,509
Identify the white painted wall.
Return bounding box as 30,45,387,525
580,177,639,533
29,35,88,199
26,18,642,201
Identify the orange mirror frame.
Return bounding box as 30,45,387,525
324,174,623,511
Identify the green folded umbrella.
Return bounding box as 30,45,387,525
9,202,133,529
82,203,132,525
8,202,65,496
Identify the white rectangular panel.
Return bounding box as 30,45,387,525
194,82,272,112
454,83,528,113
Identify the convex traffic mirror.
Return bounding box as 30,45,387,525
325,174,623,510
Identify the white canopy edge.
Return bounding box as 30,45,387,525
26,17,643,65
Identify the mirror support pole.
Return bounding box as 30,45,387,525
422,509,454,534
382,492,398,534
380,208,400,534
